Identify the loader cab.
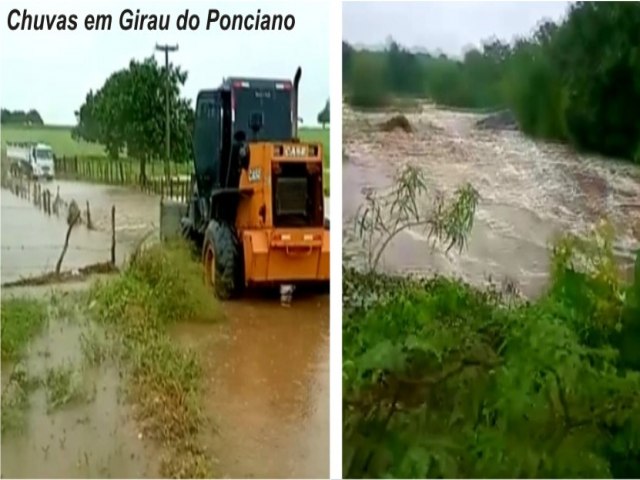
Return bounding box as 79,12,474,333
194,77,294,190
193,71,324,229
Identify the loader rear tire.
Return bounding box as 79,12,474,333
202,221,241,300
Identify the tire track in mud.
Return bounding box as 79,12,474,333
343,104,640,297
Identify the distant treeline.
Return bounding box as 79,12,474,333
343,2,640,162
1,109,44,126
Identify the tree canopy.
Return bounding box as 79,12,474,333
72,56,194,165
1,109,44,126
343,2,640,162
317,99,330,128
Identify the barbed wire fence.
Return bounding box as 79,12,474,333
1,161,119,285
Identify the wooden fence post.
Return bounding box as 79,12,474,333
46,190,52,215
86,201,93,229
111,206,116,266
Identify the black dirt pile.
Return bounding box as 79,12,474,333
379,115,413,133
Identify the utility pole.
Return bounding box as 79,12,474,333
155,43,178,177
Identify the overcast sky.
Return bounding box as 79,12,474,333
0,0,329,126
344,1,571,56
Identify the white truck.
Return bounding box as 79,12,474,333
6,142,55,180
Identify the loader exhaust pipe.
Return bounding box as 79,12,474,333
293,66,301,140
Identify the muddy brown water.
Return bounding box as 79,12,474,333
1,288,158,479
2,179,330,478
171,293,329,479
1,181,158,284
343,104,640,297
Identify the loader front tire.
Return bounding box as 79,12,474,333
202,221,241,300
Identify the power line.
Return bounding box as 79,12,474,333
155,43,179,177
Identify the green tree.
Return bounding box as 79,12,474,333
317,99,330,128
73,56,194,181
1,109,44,125
349,53,391,108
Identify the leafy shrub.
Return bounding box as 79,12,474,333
343,229,640,478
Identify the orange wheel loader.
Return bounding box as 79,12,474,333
181,67,330,299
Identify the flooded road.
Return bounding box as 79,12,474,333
2,177,330,477
1,289,158,478
343,104,640,297
1,181,158,283
171,293,329,479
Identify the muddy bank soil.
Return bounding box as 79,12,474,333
171,293,329,479
343,104,640,297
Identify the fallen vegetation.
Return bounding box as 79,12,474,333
1,262,118,288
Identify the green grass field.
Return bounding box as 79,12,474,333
1,124,106,156
0,124,330,166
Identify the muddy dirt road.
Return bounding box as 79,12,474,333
343,104,640,297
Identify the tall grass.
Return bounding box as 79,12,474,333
91,240,220,477
1,298,48,361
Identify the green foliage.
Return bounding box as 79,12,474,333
0,363,40,434
348,53,392,108
44,363,92,412
1,297,48,360
343,228,640,478
90,240,219,477
353,164,478,272
343,2,640,161
1,108,44,126
72,56,195,167
317,99,330,127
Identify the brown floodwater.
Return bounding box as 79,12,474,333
171,292,329,479
0,289,158,478
343,104,640,297
2,178,330,478
1,181,158,284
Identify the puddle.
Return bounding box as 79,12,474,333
171,293,329,479
0,295,158,479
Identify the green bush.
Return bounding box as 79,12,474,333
343,228,640,478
